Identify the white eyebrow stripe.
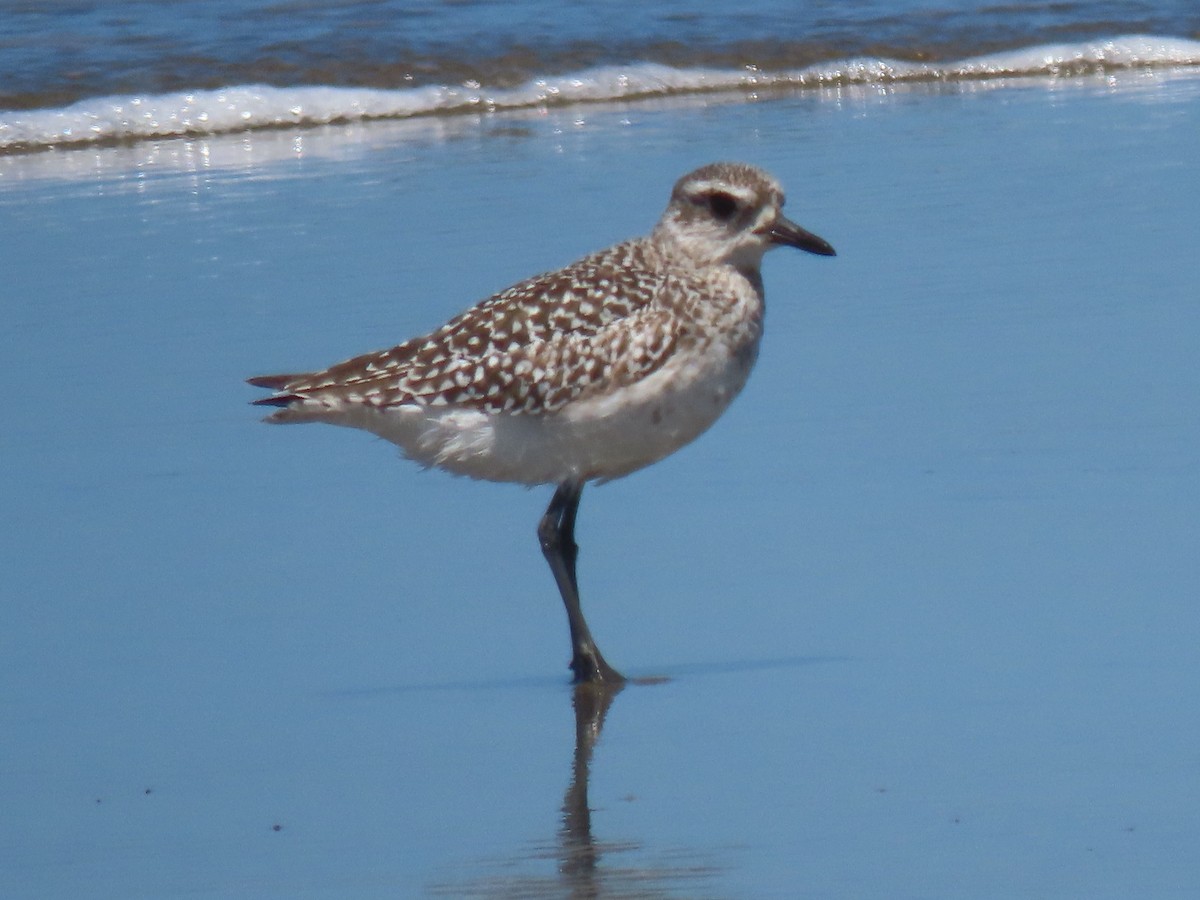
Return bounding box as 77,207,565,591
686,180,757,204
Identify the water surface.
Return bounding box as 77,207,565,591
2,62,1199,899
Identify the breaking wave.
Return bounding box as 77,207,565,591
2,35,1198,153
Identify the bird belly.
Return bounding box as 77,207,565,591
323,333,760,485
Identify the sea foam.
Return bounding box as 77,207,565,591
1,35,1197,152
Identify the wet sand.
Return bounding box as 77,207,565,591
2,70,1199,897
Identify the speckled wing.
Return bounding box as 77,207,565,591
250,241,680,417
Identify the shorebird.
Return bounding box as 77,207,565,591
248,161,835,684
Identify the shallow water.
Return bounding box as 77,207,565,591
2,68,1199,897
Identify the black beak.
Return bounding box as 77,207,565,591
769,215,836,257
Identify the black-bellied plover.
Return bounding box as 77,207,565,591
248,161,835,684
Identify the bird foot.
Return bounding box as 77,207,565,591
570,648,625,685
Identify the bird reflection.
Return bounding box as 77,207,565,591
430,680,723,898
559,681,622,892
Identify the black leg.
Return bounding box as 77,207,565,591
538,480,624,684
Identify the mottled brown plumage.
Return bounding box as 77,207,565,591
251,240,681,416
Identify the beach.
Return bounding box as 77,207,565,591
2,35,1199,899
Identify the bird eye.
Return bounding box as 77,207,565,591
706,192,738,221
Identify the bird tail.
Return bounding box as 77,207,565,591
247,373,304,390
246,373,307,411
